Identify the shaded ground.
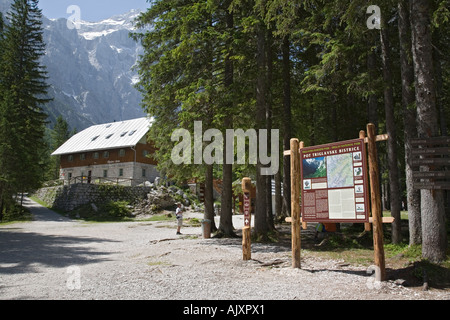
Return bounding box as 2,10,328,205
0,198,448,300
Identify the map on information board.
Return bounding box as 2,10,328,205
301,139,369,223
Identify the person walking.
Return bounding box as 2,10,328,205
176,203,184,235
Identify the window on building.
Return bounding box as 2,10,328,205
119,168,124,177
119,149,126,157
103,151,109,158
103,170,108,178
93,152,99,159
80,154,86,160
142,168,146,177
142,150,149,157
68,155,74,162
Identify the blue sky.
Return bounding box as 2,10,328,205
39,0,150,21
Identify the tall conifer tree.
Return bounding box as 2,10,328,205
411,0,447,262
0,0,49,217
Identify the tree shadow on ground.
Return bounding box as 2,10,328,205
0,229,118,275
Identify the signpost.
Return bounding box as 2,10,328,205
291,139,302,269
243,193,251,227
410,136,450,190
242,177,252,261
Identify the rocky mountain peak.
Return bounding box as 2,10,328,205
1,0,146,131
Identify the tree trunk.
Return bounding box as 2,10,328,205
410,0,447,262
380,26,402,243
0,193,4,222
281,36,291,218
204,164,217,232
398,0,421,245
218,3,235,237
266,28,275,230
367,50,379,130
367,45,383,213
255,17,269,237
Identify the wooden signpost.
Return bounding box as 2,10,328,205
285,123,389,281
291,139,302,268
365,124,386,281
242,177,252,261
410,136,450,190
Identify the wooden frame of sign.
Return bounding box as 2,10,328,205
284,123,390,281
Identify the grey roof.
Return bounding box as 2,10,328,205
52,117,153,156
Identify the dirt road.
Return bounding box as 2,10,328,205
0,197,448,300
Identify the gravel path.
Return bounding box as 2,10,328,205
0,197,448,301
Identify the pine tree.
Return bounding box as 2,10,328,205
398,0,421,245
133,0,242,234
49,116,70,179
380,5,402,244
411,0,447,262
0,0,49,218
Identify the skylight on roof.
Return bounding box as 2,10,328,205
106,134,114,139
91,135,100,141
120,131,128,137
129,130,137,136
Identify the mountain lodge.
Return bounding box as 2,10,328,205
52,117,159,186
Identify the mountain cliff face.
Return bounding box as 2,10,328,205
43,10,146,130
1,0,146,131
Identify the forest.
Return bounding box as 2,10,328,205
0,0,448,264
132,0,449,262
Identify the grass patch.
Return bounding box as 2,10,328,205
385,243,422,261
185,217,201,227
0,204,33,224
144,213,176,222
383,210,409,220
302,223,450,288
67,201,134,222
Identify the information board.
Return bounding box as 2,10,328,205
301,139,369,223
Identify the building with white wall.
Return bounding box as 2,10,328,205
52,117,159,186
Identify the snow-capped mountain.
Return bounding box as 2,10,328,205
1,0,146,131
42,10,146,130
303,157,326,178
77,10,141,41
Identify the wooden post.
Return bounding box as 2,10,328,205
242,177,252,261
291,139,301,268
360,130,372,232
367,123,386,281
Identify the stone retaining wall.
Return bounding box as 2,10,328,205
33,183,152,212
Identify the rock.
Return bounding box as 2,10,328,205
146,190,176,209
142,181,153,187
393,279,408,287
